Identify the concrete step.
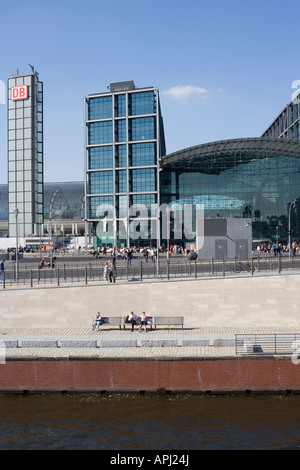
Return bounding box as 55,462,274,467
1,337,236,349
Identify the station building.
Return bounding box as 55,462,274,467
160,137,300,247
2,77,300,253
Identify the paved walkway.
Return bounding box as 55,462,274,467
1,326,300,359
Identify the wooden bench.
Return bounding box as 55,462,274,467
92,316,123,330
122,316,153,330
152,316,184,329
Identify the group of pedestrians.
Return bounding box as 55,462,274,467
272,243,282,257
103,260,116,283
272,242,299,257
258,241,300,256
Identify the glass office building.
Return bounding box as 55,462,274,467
160,138,300,245
7,69,43,237
84,81,166,247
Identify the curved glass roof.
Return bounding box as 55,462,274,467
0,184,8,221
44,182,85,219
0,182,85,221
161,137,300,174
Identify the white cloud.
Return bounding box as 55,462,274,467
162,85,209,103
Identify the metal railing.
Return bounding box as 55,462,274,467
1,255,300,289
235,333,300,356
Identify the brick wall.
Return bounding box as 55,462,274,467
1,357,300,393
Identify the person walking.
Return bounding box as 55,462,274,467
0,260,4,280
109,261,113,282
103,261,110,283
126,249,132,266
111,247,117,265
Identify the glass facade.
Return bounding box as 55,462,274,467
130,143,156,166
0,185,8,221
88,96,112,120
2,139,300,248
130,117,155,141
44,182,85,220
262,98,300,140
0,182,84,238
7,72,43,237
85,81,166,248
130,91,155,115
89,121,112,144
89,146,113,169
160,139,300,246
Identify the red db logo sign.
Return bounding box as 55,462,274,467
10,85,28,101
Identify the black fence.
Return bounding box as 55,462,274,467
1,255,300,289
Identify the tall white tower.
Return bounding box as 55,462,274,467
7,67,43,237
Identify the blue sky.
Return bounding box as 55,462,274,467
0,0,299,184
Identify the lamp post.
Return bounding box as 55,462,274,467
49,187,61,267
288,199,297,260
14,208,19,280
156,206,160,275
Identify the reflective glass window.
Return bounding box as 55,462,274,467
89,195,113,218
0,185,8,221
117,195,128,218
130,143,156,166
130,117,155,141
130,168,156,192
88,96,112,120
115,145,127,167
130,193,156,211
89,146,113,169
115,170,127,193
130,92,155,115
89,171,113,194
89,121,112,144
115,120,126,142
115,95,126,117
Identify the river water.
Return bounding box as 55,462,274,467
0,393,299,451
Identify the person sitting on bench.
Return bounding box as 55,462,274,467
139,312,148,332
93,312,103,331
128,311,139,332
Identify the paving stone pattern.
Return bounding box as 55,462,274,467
1,326,300,359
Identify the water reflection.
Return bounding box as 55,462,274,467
0,393,300,450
